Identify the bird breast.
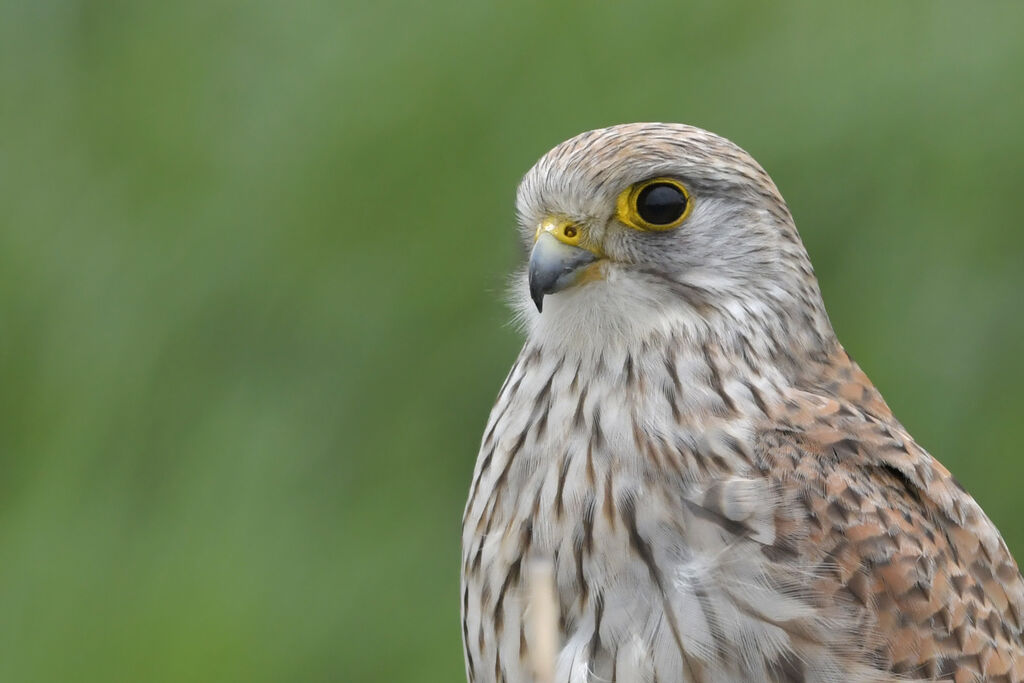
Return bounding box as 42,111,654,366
461,337,811,683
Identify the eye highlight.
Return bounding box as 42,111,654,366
616,177,692,231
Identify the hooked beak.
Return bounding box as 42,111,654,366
528,231,598,312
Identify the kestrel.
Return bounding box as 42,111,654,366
461,123,1023,682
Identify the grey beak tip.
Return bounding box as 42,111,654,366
529,281,544,312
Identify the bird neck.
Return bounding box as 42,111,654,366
525,292,840,400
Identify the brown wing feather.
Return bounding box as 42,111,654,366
756,352,1024,681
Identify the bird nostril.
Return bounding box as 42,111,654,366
563,225,578,239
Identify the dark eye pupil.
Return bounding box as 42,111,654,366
636,183,687,225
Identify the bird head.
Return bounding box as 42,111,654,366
513,123,836,357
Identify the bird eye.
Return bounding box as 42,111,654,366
616,178,692,231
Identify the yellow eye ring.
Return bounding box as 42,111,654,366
615,177,692,231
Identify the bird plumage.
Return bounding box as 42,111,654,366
461,123,1023,682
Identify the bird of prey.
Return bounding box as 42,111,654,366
461,123,1023,683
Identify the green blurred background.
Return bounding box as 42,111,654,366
1,2,1023,681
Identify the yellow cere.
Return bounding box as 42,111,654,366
615,177,693,232
535,218,583,246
